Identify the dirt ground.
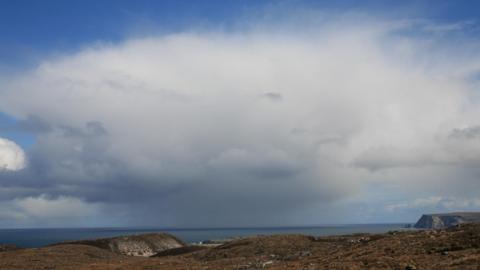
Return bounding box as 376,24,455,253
1,223,480,269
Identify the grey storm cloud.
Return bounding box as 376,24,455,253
59,121,108,138
449,126,480,140
0,114,52,134
261,92,283,102
2,15,480,227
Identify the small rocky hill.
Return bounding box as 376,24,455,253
52,233,185,257
414,212,480,229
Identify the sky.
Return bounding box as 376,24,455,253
2,0,480,228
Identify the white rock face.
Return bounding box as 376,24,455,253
414,212,480,229
0,138,26,171
60,233,185,257
109,235,184,257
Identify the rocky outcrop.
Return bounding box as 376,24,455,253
0,244,20,252
414,212,480,229
53,233,185,257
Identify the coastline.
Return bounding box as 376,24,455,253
1,223,478,269
0,223,409,248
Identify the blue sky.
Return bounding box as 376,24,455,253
2,0,480,65
0,112,35,148
2,0,480,228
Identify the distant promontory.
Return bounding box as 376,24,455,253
414,212,480,229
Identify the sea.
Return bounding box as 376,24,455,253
0,223,411,248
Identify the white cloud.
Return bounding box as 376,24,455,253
0,195,111,227
1,16,480,225
386,196,480,213
15,195,100,218
0,137,26,171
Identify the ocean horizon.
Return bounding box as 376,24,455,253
0,223,411,248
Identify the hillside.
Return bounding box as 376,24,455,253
1,223,480,269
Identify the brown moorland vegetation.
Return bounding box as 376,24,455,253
1,223,480,269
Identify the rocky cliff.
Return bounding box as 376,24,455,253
414,212,480,229
53,233,185,257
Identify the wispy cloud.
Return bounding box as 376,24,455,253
386,196,480,213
